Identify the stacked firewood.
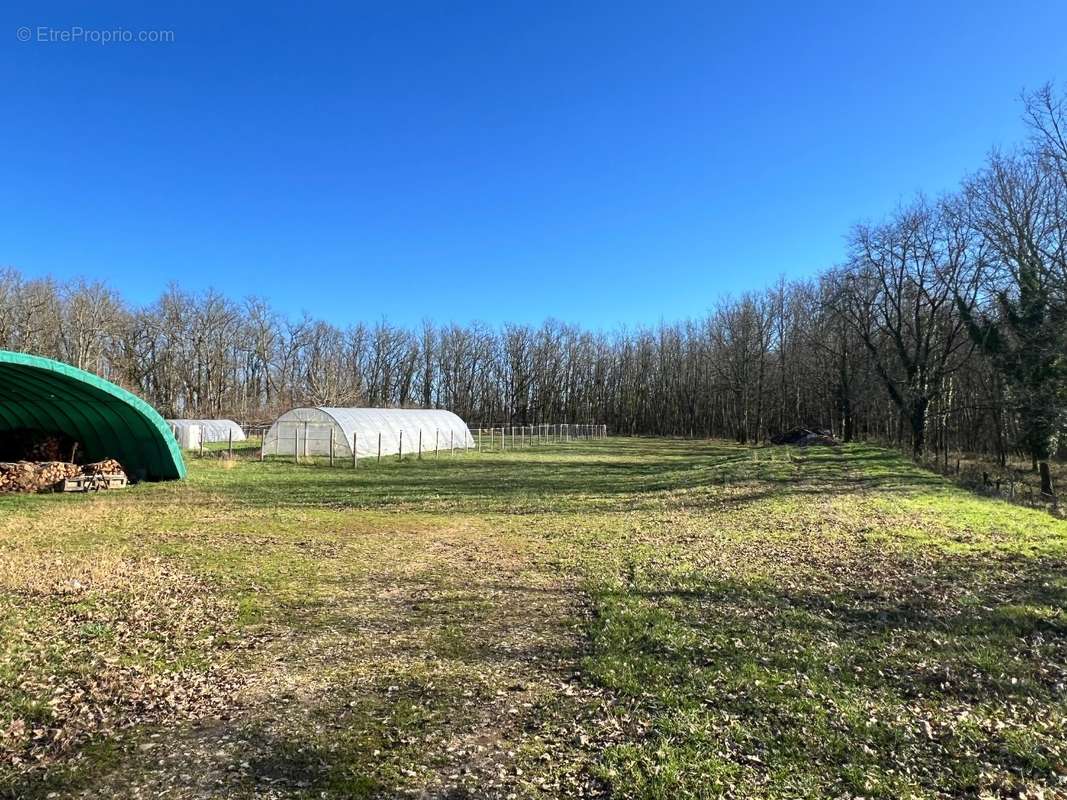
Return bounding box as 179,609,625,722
0,462,82,493
24,437,70,461
0,459,127,493
81,459,125,477
0,431,76,462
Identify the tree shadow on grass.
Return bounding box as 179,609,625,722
586,548,1067,795
195,444,950,514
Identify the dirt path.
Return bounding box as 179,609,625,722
68,523,613,799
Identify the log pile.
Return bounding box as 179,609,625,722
0,462,82,493
0,431,77,462
81,459,125,477
0,460,127,493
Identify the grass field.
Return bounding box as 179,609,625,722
2,439,1065,799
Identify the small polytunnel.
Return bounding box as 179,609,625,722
167,419,247,444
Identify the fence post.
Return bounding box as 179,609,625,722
329,429,335,467
399,430,404,461
450,429,454,455
501,427,505,452
418,429,422,460
228,430,233,459
353,432,358,469
377,432,382,464
303,421,309,459
435,429,439,459
293,428,298,464
478,428,482,451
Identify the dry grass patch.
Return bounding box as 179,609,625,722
0,550,243,786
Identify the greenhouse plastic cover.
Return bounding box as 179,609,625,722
167,419,246,443
0,349,185,480
264,407,474,457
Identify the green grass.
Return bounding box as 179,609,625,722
1,439,1065,799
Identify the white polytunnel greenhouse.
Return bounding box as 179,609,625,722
263,407,475,458
167,419,247,448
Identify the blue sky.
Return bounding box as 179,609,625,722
2,1,1065,328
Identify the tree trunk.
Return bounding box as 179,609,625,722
1039,461,1054,497
909,397,929,460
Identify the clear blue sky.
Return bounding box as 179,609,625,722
2,2,1064,328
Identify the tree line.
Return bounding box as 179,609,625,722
1,86,1064,493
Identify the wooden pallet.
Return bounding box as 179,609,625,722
58,473,128,493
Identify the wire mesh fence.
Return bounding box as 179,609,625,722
468,423,607,452
178,421,608,467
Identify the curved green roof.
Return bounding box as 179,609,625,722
0,350,185,481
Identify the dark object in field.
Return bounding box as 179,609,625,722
769,428,841,447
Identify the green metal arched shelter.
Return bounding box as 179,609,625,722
0,350,186,481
